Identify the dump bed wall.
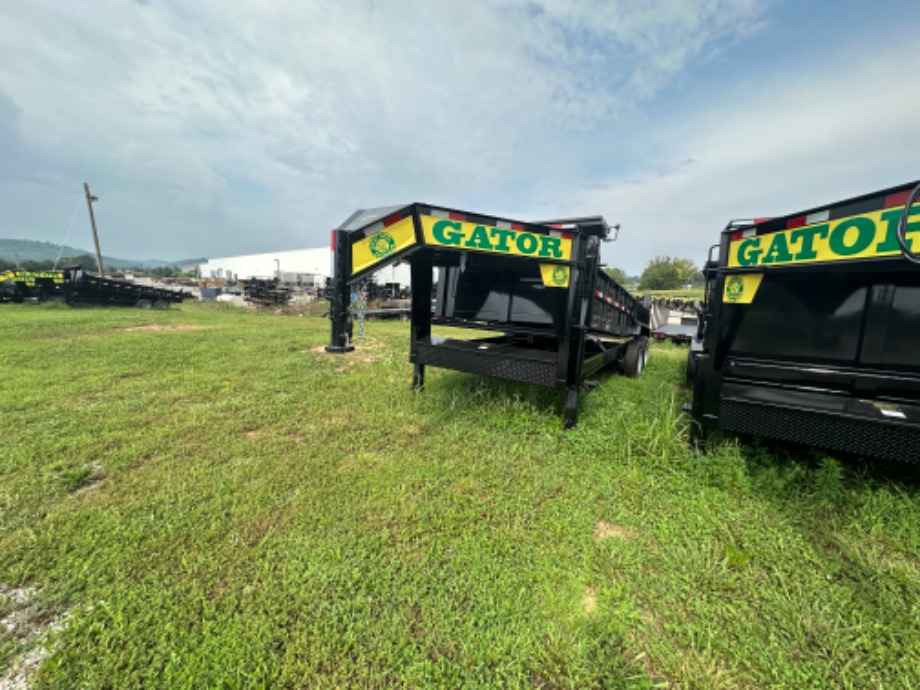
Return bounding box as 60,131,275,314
435,253,646,339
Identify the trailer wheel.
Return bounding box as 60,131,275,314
686,351,698,386
622,337,648,378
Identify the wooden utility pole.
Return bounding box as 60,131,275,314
83,182,104,276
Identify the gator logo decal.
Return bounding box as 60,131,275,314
552,266,568,285
722,273,763,305
726,276,744,302
539,263,570,288
369,232,396,258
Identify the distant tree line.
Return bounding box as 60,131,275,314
0,254,98,272
604,256,704,291
0,255,191,277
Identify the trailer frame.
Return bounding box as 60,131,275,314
326,203,650,428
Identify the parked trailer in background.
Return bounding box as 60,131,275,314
688,180,920,462
326,203,651,428
0,266,191,307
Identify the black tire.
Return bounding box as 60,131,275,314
686,350,698,387
622,337,648,378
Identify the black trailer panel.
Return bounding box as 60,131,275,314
689,180,920,462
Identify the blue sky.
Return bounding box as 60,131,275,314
1,0,918,273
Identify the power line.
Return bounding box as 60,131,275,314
53,198,84,269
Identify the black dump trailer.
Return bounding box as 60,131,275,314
60,267,191,306
688,180,920,463
326,203,650,428
1,266,191,306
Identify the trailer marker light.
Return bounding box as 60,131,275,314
448,212,466,221
382,212,402,227
786,216,807,229
729,228,756,242
885,190,911,208
806,210,829,224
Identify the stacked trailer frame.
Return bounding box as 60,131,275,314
688,180,920,462
326,203,650,428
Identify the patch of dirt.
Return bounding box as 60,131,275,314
72,463,106,496
312,339,386,365
0,586,70,690
581,586,597,615
244,429,276,440
351,354,384,363
118,324,207,333
593,521,633,541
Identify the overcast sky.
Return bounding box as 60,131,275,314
2,0,918,273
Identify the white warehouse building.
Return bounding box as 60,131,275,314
198,247,411,287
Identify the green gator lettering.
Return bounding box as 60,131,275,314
760,233,794,265
432,219,464,246
490,228,514,252
876,207,920,252
466,225,494,250
737,238,763,266
515,233,538,254
789,223,829,261
539,236,563,259
829,217,875,256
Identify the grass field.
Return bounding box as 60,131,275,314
1,303,918,688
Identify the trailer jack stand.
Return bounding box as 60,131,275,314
412,364,425,390
563,387,581,429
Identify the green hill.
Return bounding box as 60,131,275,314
0,239,202,269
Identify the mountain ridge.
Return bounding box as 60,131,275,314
0,238,203,268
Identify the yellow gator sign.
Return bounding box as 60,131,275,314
351,216,418,274
729,205,920,268
420,215,572,261
722,273,764,304
351,213,574,277
0,271,64,285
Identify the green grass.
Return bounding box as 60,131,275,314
1,303,918,688
634,289,705,301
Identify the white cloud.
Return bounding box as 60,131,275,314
0,0,845,264
560,41,920,274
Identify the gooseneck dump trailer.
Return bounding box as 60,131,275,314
688,180,920,462
326,203,650,428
